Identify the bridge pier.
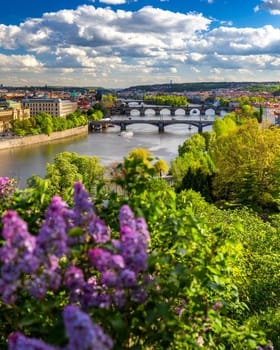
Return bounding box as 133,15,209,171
198,122,203,134
158,121,164,133
120,122,126,131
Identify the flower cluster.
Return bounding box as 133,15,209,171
0,210,39,304
0,176,16,201
8,305,113,350
0,195,74,302
65,203,150,309
0,182,150,348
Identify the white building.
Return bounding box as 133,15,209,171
21,98,77,117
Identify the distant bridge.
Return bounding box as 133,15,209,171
109,105,233,117
89,118,214,133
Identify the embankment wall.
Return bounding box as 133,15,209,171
0,126,88,150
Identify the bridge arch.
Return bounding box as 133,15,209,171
190,108,201,116
144,108,156,116
175,108,186,116
130,109,140,116
205,108,215,116
160,108,171,116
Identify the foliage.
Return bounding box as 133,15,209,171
211,118,280,210
143,95,188,107
0,181,273,349
170,133,215,198
40,152,104,198
113,148,167,197
2,120,280,349
10,110,87,136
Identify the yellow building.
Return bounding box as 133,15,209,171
0,100,30,133
21,98,78,117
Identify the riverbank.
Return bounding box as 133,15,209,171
0,126,88,150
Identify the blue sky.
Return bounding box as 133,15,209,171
0,0,280,88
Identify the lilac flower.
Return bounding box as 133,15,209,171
64,266,85,302
63,305,113,350
72,182,110,244
88,217,110,244
119,269,137,287
88,248,113,272
135,217,150,243
0,211,39,303
27,255,61,299
100,270,118,287
64,266,85,290
0,177,15,200
72,182,96,228
119,205,136,230
36,196,69,258
110,254,125,269
8,332,58,350
113,289,126,308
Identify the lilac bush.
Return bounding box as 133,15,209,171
0,181,150,348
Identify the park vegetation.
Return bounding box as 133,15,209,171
1,106,280,349
143,95,188,107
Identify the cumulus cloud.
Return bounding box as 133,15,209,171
0,53,43,69
0,4,279,87
254,0,280,15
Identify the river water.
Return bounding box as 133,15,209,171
0,117,205,188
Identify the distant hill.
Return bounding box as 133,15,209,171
122,82,272,93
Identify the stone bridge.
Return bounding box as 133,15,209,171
89,118,214,133
109,105,233,117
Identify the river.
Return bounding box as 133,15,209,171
0,117,204,188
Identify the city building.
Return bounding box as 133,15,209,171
21,98,78,117
0,100,30,133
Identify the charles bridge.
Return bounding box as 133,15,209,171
89,103,234,133
108,104,234,117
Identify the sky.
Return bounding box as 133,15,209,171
0,0,280,89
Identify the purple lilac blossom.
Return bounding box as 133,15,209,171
72,182,110,244
88,248,113,272
119,205,136,230
0,177,15,199
64,266,85,302
36,196,69,258
63,305,113,350
0,211,39,304
8,332,58,350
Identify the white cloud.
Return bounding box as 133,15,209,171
0,5,279,87
0,53,43,69
255,0,280,14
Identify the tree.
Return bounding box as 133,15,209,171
171,134,215,195
30,152,104,198
211,118,280,209
113,148,167,196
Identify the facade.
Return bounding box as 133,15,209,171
0,100,30,133
21,98,78,117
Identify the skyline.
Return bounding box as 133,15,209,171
0,1,280,89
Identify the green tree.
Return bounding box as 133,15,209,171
171,134,215,195
211,118,280,209
30,152,104,198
